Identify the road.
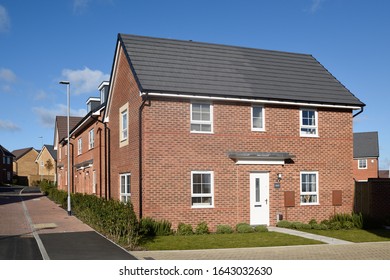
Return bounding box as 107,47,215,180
0,185,136,260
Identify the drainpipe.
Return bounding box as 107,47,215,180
353,107,364,118
139,93,150,219
92,115,110,200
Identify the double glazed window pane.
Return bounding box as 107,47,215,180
252,107,263,129
192,173,211,194
191,103,212,132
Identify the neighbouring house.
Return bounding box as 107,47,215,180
12,147,39,186
379,170,389,178
0,145,14,184
35,144,57,183
54,82,110,197
353,132,379,181
101,34,365,229
54,115,83,193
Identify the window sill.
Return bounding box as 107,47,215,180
191,205,214,209
300,203,320,206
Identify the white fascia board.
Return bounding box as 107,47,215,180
104,41,121,123
141,92,362,110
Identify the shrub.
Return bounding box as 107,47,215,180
254,225,268,232
176,223,194,235
236,223,254,233
276,220,292,228
195,221,209,235
343,221,354,230
140,217,173,237
216,224,234,234
330,221,341,230
308,219,318,225
319,223,328,230
291,222,305,230
301,223,312,230
311,223,323,230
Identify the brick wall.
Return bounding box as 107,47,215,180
107,46,143,213
140,99,354,230
353,158,378,181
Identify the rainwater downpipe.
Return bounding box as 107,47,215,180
353,107,364,118
139,93,150,219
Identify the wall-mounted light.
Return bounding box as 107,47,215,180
277,173,282,182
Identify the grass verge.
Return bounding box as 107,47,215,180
299,228,390,243
141,232,323,251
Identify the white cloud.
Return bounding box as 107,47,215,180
61,67,109,95
73,0,91,14
308,0,325,14
0,5,10,33
0,119,20,131
0,68,16,83
33,105,87,128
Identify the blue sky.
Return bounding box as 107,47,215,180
0,0,389,169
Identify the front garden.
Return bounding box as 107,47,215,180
40,181,390,250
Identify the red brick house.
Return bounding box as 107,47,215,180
0,145,14,184
54,116,83,192
353,132,379,181
103,34,365,229
55,82,110,198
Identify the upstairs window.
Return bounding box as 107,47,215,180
190,102,213,133
89,129,95,150
358,159,367,169
251,105,265,131
77,138,82,155
300,109,318,137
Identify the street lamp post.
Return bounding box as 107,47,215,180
59,81,71,216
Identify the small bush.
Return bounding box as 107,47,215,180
319,223,328,230
195,221,209,235
254,225,268,232
291,222,305,230
276,220,292,228
176,223,194,235
308,219,318,225
311,223,323,230
216,224,233,234
330,221,341,230
301,223,312,230
236,223,254,233
343,221,354,230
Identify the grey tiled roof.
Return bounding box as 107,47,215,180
119,34,365,107
353,132,379,158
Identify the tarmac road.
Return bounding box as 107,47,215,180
0,185,136,260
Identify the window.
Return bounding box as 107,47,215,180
300,109,318,137
358,159,367,169
300,171,319,205
251,105,265,131
191,171,214,208
78,138,82,155
190,102,213,133
120,173,131,203
89,129,95,149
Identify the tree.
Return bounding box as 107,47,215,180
44,159,54,175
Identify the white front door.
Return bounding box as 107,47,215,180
250,172,270,225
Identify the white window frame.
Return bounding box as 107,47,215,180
77,138,82,155
251,105,265,131
358,159,367,169
120,173,131,203
300,108,318,137
190,102,213,133
119,103,129,147
300,171,319,205
89,129,95,150
191,171,214,208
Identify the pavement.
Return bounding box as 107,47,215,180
1,186,390,260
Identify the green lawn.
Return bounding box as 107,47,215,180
299,228,390,242
141,232,323,251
